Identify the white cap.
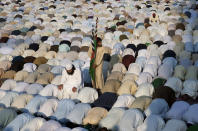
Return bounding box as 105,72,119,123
66,63,73,70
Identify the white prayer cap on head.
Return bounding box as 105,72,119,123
66,63,73,70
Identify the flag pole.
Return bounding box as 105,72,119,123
90,17,98,88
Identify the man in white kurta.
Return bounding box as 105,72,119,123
58,63,83,99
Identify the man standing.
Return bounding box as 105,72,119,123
58,63,83,99
88,37,106,89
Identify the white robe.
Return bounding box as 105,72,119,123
13,82,29,93
165,77,183,97
38,99,59,117
25,84,43,95
0,90,6,100
99,107,125,130
166,101,190,120
144,98,169,118
158,63,173,79
24,95,47,114
182,104,198,124
136,72,153,86
4,113,34,131
162,119,187,131
135,83,154,97
77,87,98,103
113,94,135,108
127,63,142,76
137,115,165,131
146,56,161,67
39,84,62,99
118,109,144,131
0,92,18,107
21,117,46,131
60,67,83,99
51,99,75,123
55,127,71,131
67,103,91,124
23,63,37,73
143,64,158,77
0,79,16,91
181,80,198,99
38,120,62,131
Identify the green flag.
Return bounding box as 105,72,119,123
89,37,97,81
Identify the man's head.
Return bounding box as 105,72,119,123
66,63,75,75
97,37,102,47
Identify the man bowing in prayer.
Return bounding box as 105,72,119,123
58,63,83,99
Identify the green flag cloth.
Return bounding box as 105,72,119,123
89,38,97,81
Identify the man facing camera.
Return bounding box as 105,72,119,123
58,63,83,99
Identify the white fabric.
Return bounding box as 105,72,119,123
122,48,135,57
136,72,153,85
111,63,127,74
77,87,98,103
182,104,198,124
0,90,6,100
137,115,165,131
51,75,62,86
23,63,37,72
144,98,169,118
39,84,61,98
55,127,71,131
179,51,191,60
162,57,177,68
127,63,142,76
173,65,186,81
181,80,198,99
47,59,60,66
99,107,125,130
67,103,91,124
113,94,135,108
4,113,34,131
50,66,64,75
118,109,144,131
180,58,193,69
146,56,161,67
25,84,43,95
143,64,158,77
38,120,62,131
72,127,88,131
13,82,29,93
1,79,17,91
51,99,75,123
166,101,190,120
135,57,147,69
135,83,154,97
60,59,72,67
0,47,13,55
24,95,47,114
162,119,187,131
0,91,18,107
66,63,73,70
158,63,173,79
38,99,59,117
60,67,83,99
165,77,183,97
21,117,46,131
185,66,198,80
138,49,150,59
